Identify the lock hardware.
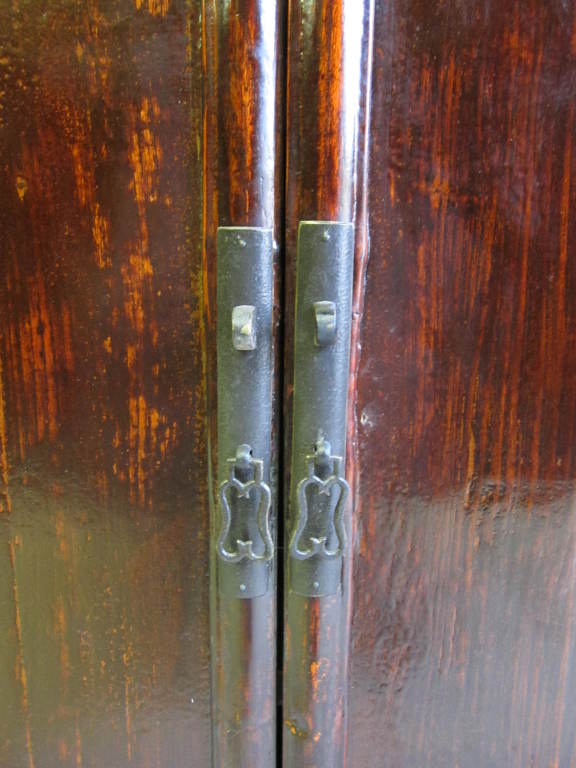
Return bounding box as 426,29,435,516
288,221,354,597
216,227,275,599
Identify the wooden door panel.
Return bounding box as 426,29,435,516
348,1,576,765
0,2,210,766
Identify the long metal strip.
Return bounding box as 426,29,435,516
288,221,354,597
216,226,275,597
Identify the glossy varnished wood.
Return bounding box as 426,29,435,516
0,3,210,766
202,1,284,765
349,1,576,765
282,1,374,765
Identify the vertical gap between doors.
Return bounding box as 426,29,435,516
275,2,290,765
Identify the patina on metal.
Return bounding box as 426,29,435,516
217,227,274,598
290,436,349,595
288,221,354,596
218,445,273,570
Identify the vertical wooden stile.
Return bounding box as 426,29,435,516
202,2,285,766
282,1,375,765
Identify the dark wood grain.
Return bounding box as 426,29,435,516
348,1,576,765
202,1,284,766
282,2,374,765
4,2,573,766
0,2,210,766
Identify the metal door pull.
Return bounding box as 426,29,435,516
288,222,354,596
216,227,274,598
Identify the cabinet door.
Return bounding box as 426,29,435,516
282,1,576,767
0,2,285,766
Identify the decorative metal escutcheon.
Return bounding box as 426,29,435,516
218,444,274,596
289,221,354,596
290,437,349,595
217,227,275,599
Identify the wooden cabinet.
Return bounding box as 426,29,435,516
1,1,575,766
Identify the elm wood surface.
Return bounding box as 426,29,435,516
0,2,211,767
282,1,374,765
3,2,575,767
202,1,284,765
348,1,576,766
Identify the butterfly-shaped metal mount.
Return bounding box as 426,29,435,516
218,444,273,564
290,437,349,561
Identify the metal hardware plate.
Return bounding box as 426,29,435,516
217,227,274,598
288,221,354,596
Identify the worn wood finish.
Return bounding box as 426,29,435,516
349,1,576,765
0,2,210,767
202,1,284,765
282,1,373,765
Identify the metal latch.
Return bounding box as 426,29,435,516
288,221,354,596
216,227,275,599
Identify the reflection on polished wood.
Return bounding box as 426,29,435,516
349,1,576,765
0,2,209,766
282,1,375,765
202,1,284,766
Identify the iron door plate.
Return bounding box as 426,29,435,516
217,227,275,598
288,221,354,596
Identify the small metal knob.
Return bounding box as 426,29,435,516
313,301,337,346
232,305,256,350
